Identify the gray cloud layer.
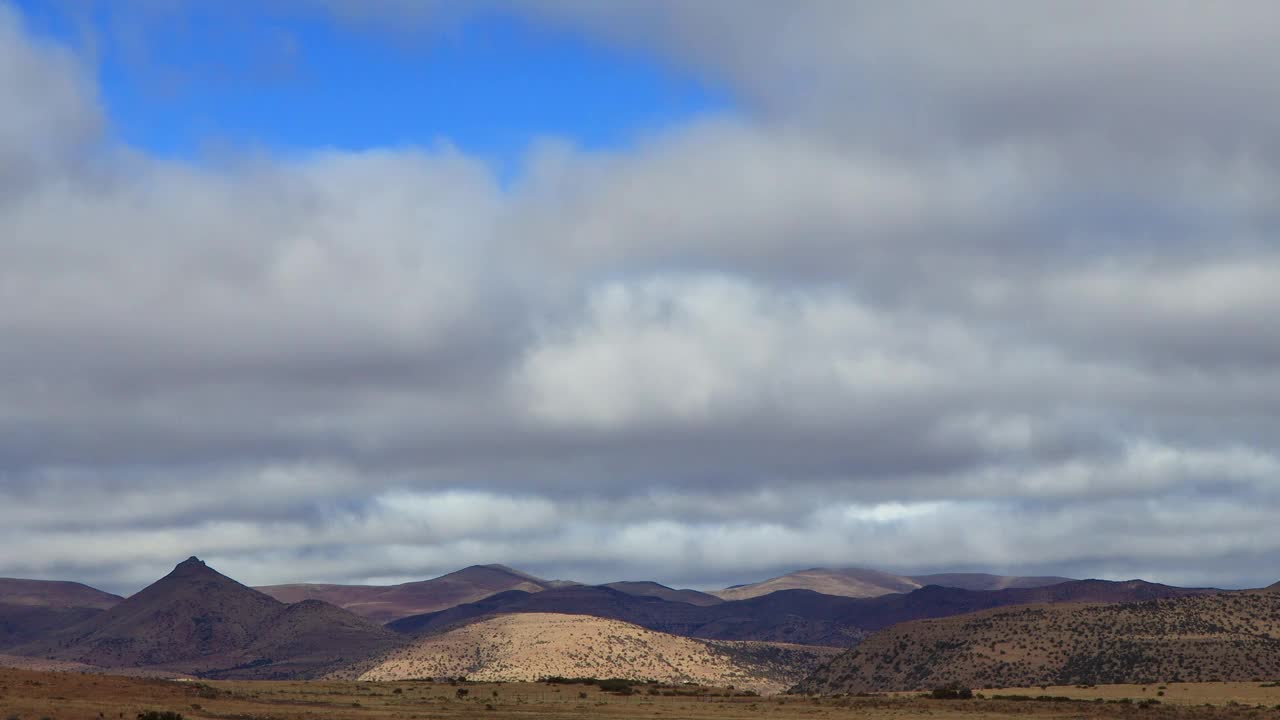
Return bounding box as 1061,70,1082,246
2,1,1278,593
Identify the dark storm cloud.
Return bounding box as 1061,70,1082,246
1,1,1279,592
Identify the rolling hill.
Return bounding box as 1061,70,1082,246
0,578,124,651
12,557,405,678
353,612,840,694
256,564,569,623
0,578,121,609
795,590,1280,693
713,568,1074,601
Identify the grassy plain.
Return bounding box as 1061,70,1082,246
3,669,1280,720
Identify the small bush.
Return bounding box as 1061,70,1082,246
597,678,635,694
137,713,183,720
930,683,973,700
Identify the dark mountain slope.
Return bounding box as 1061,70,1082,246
0,605,106,649
908,573,1075,591
604,581,723,606
205,599,406,680
0,578,122,651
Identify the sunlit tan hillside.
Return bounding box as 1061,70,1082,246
354,612,840,694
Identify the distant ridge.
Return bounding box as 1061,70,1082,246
713,568,920,601
257,564,1082,621
909,572,1076,592
711,568,1074,601
257,564,571,623
603,581,723,606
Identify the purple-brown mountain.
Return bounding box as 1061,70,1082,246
256,564,577,623
11,558,404,679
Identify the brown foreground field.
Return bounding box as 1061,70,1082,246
3,668,1280,720
977,682,1280,707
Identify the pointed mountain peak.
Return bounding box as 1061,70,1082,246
154,556,248,590
169,556,214,576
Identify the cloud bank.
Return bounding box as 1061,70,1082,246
2,1,1279,592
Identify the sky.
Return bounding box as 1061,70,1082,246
1,0,1279,595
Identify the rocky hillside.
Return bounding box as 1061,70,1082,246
795,591,1280,693
354,612,839,694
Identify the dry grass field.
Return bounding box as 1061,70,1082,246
4,668,1280,720
978,681,1280,707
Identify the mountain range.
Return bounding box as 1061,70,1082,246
254,564,1079,621
384,577,1211,647
0,558,1272,692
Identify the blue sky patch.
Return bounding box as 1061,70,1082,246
12,1,730,169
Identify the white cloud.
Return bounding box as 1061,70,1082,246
2,0,1280,592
